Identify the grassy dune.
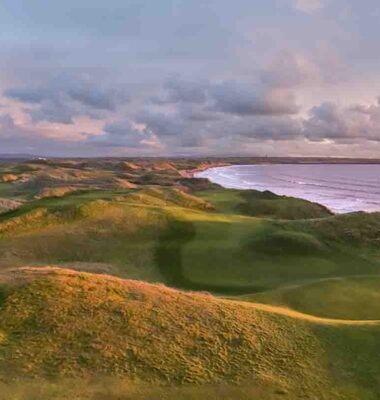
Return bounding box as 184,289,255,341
241,276,380,320
172,195,380,291
1,160,380,398
0,185,379,293
0,267,380,399
0,192,170,281
0,379,309,400
195,187,332,218
0,183,14,198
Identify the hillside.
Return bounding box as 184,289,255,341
0,267,380,400
0,179,380,293
241,276,380,320
1,159,380,398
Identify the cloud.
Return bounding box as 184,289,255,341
128,71,307,149
151,79,208,105
209,81,299,116
230,116,303,140
88,119,157,148
259,50,320,88
152,74,301,118
133,92,380,151
177,103,222,122
135,110,186,137
294,0,322,13
0,114,16,134
4,75,129,124
131,105,302,152
0,114,39,142
303,99,380,142
0,113,68,154
2,0,380,158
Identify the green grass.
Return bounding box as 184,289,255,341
1,163,380,398
194,189,244,214
196,188,332,219
0,200,168,282
169,207,380,292
0,267,380,399
0,182,14,198
1,187,380,293
241,276,380,320
0,187,211,284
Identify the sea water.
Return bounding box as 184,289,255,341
195,164,380,214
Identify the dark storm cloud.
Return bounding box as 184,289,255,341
4,76,129,124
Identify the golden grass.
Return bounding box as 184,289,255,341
1,161,380,398
0,267,379,399
1,174,18,183
0,198,23,213
0,268,322,388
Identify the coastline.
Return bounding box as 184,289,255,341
181,156,380,179
182,162,232,178
194,164,380,214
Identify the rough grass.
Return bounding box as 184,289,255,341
0,379,297,400
1,161,380,398
0,198,23,214
0,183,14,198
196,188,333,219
174,209,380,291
0,267,380,399
0,187,214,283
1,174,18,183
126,187,213,211
249,230,329,256
0,187,380,294
238,190,333,219
0,200,168,282
35,186,80,199
242,276,380,320
289,211,380,244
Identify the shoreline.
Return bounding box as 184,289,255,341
194,164,380,214
183,157,380,179
182,162,232,178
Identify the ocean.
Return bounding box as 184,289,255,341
195,164,380,214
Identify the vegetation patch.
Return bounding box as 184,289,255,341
237,189,333,220
290,211,380,244
0,198,23,214
245,276,380,320
1,174,18,183
0,268,378,398
0,160,380,398
249,230,329,256
35,186,81,199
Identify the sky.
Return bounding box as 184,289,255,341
1,0,380,157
